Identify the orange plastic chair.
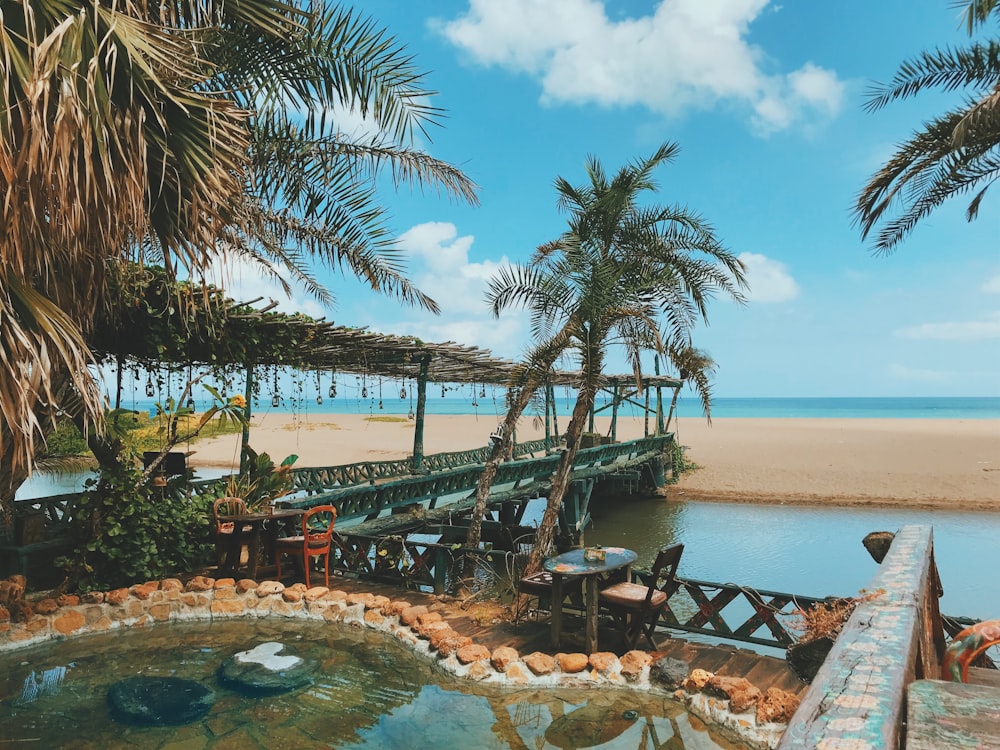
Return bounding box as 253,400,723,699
275,505,337,588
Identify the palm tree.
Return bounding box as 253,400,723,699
465,144,747,577
854,1,1000,251
664,346,718,432
0,0,476,511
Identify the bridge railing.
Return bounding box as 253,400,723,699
777,525,944,749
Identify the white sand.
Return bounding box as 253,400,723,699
185,412,1000,510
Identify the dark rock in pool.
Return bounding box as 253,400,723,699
649,656,689,689
218,641,319,695
107,676,215,726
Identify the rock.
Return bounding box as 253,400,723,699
756,687,801,725
256,581,284,597
218,642,319,695
588,652,617,673
107,677,215,726
650,657,689,689
704,675,763,713
619,650,651,681
683,668,713,691
522,652,556,676
456,644,491,665
557,653,589,673
184,576,214,592
491,646,519,673
34,598,59,615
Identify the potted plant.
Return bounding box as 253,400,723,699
225,446,298,512
786,589,883,683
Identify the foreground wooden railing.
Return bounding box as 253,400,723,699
777,525,944,749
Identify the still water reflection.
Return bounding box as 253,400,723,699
0,621,745,750
584,497,998,621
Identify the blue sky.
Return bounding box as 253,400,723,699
231,0,1000,398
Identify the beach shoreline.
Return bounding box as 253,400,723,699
186,413,1000,511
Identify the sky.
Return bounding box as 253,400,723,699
231,0,1000,399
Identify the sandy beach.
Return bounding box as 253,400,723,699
187,412,1000,511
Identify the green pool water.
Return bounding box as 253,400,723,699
0,621,746,749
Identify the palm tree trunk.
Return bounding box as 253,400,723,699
524,376,597,576
459,383,538,588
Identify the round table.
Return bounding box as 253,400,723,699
543,547,637,654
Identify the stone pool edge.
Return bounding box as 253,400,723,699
0,576,796,749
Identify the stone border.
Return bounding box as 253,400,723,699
0,575,798,749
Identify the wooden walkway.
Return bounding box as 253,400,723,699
315,573,809,698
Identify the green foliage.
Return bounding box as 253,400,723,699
58,465,213,592
224,446,297,511
44,419,89,456
666,443,697,484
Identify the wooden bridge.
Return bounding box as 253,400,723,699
777,524,999,749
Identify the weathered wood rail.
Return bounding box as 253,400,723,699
777,525,947,749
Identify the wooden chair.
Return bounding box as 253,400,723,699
598,543,684,649
212,497,251,568
274,505,337,588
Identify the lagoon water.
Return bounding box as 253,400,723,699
17,396,1000,618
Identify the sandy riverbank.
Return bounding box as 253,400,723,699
186,412,1000,511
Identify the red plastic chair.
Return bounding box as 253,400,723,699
275,505,337,588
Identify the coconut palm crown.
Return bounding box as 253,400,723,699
0,0,476,503
481,143,747,570
855,0,1000,251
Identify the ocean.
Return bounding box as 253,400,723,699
118,394,1000,420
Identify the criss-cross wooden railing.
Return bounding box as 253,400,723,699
653,576,828,649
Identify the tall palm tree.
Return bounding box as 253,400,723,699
464,144,747,577
855,1,1000,251
0,0,476,511
664,346,718,432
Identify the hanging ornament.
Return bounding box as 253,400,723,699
186,398,195,411
480,385,486,399
272,368,281,408
315,371,323,405
378,378,384,409
400,384,407,400
316,394,323,405
329,370,337,398
145,375,155,398
441,384,446,398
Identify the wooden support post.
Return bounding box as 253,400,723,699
240,363,254,474
544,382,551,447
411,356,430,474
610,380,620,442
550,384,559,447
644,381,650,437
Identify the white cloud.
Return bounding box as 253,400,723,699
435,0,844,131
895,312,1000,342
738,252,799,302
983,273,1000,294
206,257,328,320
384,222,530,357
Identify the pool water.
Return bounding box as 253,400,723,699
0,621,746,749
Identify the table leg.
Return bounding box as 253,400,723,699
585,574,599,655
550,573,564,649
247,525,264,580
